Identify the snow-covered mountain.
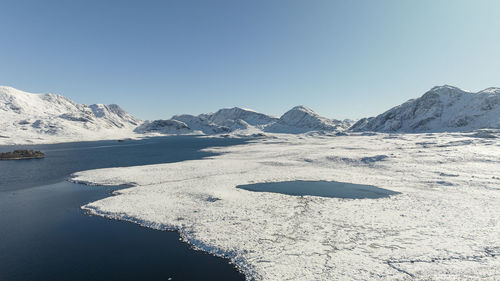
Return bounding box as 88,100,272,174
134,116,230,135
2,86,348,143
134,119,192,135
205,107,279,126
172,114,233,134
138,106,348,135
0,86,140,144
136,107,268,135
350,85,500,133
265,106,348,133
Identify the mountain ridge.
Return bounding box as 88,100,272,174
351,85,500,132
137,105,348,135
0,86,141,144
3,84,500,144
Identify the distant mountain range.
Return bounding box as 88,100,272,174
1,85,500,144
135,105,349,135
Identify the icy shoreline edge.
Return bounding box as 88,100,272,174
69,177,257,280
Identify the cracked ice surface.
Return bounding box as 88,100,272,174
71,133,500,280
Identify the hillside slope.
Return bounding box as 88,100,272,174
350,85,500,132
0,86,140,144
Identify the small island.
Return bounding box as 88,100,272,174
0,150,45,160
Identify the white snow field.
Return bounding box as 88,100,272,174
72,132,500,280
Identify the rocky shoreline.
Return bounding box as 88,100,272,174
0,150,45,160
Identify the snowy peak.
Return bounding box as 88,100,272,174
139,105,349,136
428,84,469,94
134,119,191,134
269,105,347,133
0,86,141,144
89,104,141,127
208,107,279,126
279,105,322,125
478,87,500,95
0,86,139,127
137,107,274,136
1,86,80,116
172,114,231,134
350,85,500,132
285,105,318,115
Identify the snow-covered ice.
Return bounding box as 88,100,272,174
72,132,500,280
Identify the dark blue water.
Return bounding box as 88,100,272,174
0,136,248,281
0,136,246,192
237,180,399,199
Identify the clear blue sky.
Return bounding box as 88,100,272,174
1,0,499,120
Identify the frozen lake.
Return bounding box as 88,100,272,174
0,136,247,281
237,180,400,199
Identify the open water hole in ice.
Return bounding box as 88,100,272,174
237,180,400,199
0,136,248,281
